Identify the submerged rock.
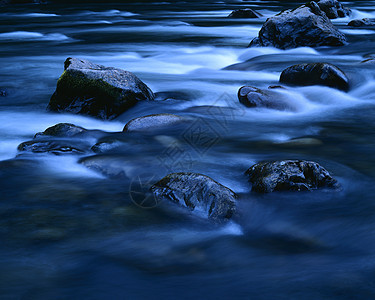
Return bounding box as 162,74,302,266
317,0,351,19
279,63,349,91
151,173,237,222
249,2,346,49
348,18,375,27
245,160,339,193
34,123,87,138
17,140,89,155
237,86,294,111
123,113,186,132
228,8,262,18
48,57,155,120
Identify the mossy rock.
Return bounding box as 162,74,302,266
48,57,155,120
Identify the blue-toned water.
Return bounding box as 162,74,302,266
1,0,375,298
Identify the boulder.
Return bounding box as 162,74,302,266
238,86,294,111
34,123,87,138
249,2,347,49
123,113,186,132
228,8,262,18
48,57,155,120
245,160,339,193
279,63,349,91
348,18,375,27
317,0,351,19
151,172,237,222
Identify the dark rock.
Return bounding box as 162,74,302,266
48,57,154,120
228,8,262,18
249,2,347,49
34,123,87,138
151,172,237,222
0,89,6,97
17,139,90,155
348,18,375,27
123,113,186,132
317,0,351,19
245,160,339,193
361,58,375,64
238,86,294,111
279,63,349,91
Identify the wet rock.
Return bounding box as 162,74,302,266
348,18,375,27
151,172,237,222
34,123,87,138
48,57,155,120
249,2,346,49
123,113,186,132
238,86,294,111
17,140,89,155
317,0,351,19
361,58,375,64
279,63,349,91
228,8,262,18
245,160,339,193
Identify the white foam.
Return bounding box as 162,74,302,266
22,13,60,17
0,31,70,41
341,29,375,35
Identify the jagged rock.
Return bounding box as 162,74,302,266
48,57,154,120
34,123,87,138
245,160,339,193
238,86,294,111
279,63,349,91
228,8,262,18
151,172,237,222
348,18,375,27
317,0,351,19
249,2,346,49
123,113,186,132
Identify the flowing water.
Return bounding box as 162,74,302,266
1,0,375,298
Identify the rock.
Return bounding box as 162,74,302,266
348,18,375,27
151,172,237,222
279,63,349,91
317,0,351,19
238,86,294,111
0,89,6,97
34,123,87,138
361,58,375,64
123,113,186,132
249,2,347,49
47,57,154,120
245,160,339,193
228,8,262,18
17,140,89,155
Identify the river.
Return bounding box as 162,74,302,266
1,0,375,298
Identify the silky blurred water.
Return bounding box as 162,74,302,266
1,0,375,298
